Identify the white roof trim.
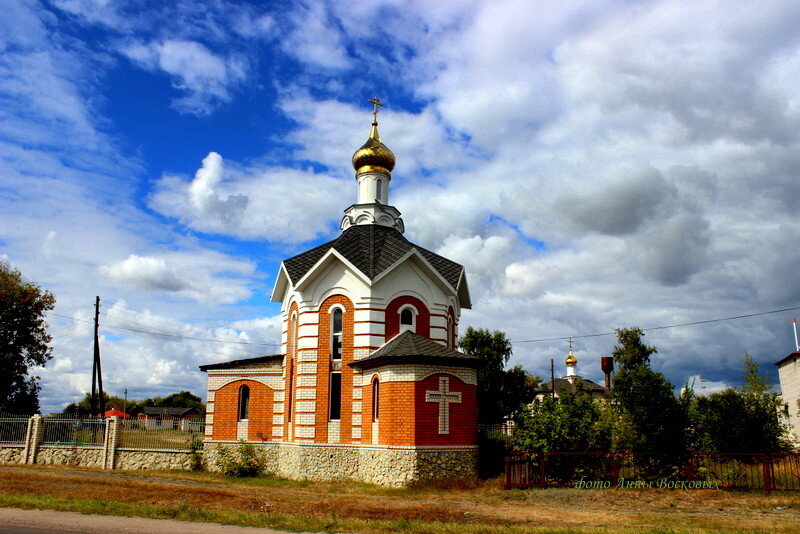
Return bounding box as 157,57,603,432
270,263,292,303
456,270,472,309
294,248,372,293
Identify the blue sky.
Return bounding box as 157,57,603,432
2,0,799,413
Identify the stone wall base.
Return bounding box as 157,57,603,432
115,449,198,471
0,446,24,465
204,441,478,486
35,446,104,468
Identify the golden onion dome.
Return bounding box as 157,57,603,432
565,350,577,367
352,121,395,176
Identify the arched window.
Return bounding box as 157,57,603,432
331,308,343,360
329,306,344,421
238,385,250,421
288,312,297,422
372,376,380,422
399,307,415,333
447,316,454,348
376,179,383,202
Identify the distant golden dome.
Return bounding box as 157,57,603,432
565,350,577,367
352,121,395,176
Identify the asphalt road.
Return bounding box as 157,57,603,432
0,508,315,534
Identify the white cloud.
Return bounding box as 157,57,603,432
682,375,732,396
99,252,254,305
150,152,350,243
279,2,351,70
121,40,247,115
187,152,249,224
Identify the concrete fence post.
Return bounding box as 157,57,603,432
103,416,119,470
22,415,44,464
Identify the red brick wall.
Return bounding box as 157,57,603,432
378,381,416,446
212,379,274,441
384,296,430,340
316,295,354,443
414,373,477,446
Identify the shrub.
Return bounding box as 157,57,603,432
215,441,263,477
188,434,204,471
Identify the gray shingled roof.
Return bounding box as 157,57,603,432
541,377,607,394
199,354,283,371
141,406,199,417
350,331,481,369
283,225,463,288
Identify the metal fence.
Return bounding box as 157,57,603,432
505,452,800,492
0,415,30,444
117,416,204,451
42,416,106,447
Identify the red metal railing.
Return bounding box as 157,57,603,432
504,452,800,491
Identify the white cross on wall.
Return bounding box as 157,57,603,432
425,376,462,434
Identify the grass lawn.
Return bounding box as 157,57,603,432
1,465,799,533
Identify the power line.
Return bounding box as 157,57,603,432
510,305,800,344
48,312,280,347
105,310,267,346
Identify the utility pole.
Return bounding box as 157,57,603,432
92,296,105,417
550,358,555,401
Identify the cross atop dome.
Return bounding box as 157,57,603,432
368,96,383,123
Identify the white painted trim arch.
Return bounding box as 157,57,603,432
208,375,285,391
398,304,417,333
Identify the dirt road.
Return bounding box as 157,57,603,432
0,508,312,534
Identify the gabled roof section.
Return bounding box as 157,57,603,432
350,331,481,370
541,377,607,394
199,354,283,371
775,351,800,367
281,225,464,291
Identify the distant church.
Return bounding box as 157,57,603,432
200,99,480,485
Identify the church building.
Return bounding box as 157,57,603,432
200,99,480,486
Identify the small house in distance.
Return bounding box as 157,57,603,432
138,407,202,431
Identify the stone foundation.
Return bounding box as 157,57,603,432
204,441,477,486
0,446,23,464
35,446,104,467
115,449,199,471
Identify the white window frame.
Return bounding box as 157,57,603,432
328,304,345,360
398,304,417,333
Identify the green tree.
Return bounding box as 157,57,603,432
611,328,686,460
460,327,535,424
686,354,790,453
511,382,611,482
0,262,55,414
503,364,540,419
512,382,608,453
